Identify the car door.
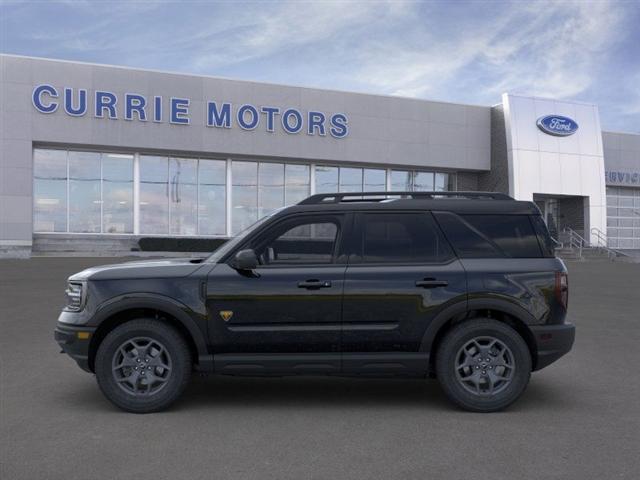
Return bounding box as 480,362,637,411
341,211,466,373
206,213,349,367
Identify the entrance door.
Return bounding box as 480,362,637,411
533,195,586,241
534,197,560,239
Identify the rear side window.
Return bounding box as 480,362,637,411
355,212,454,264
530,214,557,257
434,212,542,258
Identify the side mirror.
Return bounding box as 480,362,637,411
232,249,258,271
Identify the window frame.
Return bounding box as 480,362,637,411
348,211,456,266
228,212,350,268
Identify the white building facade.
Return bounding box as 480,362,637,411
1,55,639,257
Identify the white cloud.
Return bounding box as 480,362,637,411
349,0,625,103
187,1,411,72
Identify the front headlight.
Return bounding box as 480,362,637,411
65,282,86,311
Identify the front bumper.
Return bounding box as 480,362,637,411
530,323,576,371
54,323,96,373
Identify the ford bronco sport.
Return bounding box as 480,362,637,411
55,191,575,413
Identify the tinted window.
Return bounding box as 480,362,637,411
357,213,453,263
435,212,542,258
530,215,557,257
254,217,340,265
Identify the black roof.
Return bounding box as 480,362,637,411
278,191,540,216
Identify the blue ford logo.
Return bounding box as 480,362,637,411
536,115,579,137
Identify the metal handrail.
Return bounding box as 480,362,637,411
559,226,627,260
590,227,628,259
562,227,585,259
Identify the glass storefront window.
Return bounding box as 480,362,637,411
315,166,338,193
232,161,258,234
169,157,197,236
33,149,457,237
284,164,310,205
68,151,101,233
140,155,169,234
33,149,67,232
102,154,133,234
390,170,412,191
413,171,435,191
435,172,450,191
198,159,226,236
364,169,386,191
339,167,363,192
258,162,285,218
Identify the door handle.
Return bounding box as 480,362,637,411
415,278,448,288
298,279,332,289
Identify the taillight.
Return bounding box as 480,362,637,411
555,272,568,310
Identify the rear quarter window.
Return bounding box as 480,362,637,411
434,212,543,258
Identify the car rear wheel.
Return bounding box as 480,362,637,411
95,319,191,413
436,319,531,412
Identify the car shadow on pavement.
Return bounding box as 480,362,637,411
55,374,572,414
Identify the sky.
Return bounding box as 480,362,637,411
1,0,639,132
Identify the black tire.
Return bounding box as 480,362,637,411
95,319,192,413
435,319,531,412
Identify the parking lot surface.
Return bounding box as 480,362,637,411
1,257,639,480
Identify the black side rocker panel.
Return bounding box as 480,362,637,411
214,352,430,377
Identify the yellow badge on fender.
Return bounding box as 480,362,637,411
219,310,233,322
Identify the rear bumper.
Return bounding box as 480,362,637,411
530,323,575,371
54,323,96,373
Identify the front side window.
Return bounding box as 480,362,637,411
252,216,341,266
356,212,453,264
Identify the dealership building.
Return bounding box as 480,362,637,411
1,54,639,258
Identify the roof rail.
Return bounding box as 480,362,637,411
297,191,513,205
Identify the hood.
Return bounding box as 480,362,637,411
68,257,206,281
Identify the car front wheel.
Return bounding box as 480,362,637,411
95,319,192,413
436,318,531,412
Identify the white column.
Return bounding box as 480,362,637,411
225,158,232,237
133,153,140,235
309,164,316,195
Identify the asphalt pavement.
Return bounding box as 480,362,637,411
1,257,639,480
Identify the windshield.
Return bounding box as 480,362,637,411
205,211,278,263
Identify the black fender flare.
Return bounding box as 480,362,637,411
89,293,212,370
419,296,537,353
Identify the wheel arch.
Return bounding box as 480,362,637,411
421,297,538,373
87,295,211,373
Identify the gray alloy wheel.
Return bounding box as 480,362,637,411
95,319,191,413
436,318,531,412
454,336,515,396
111,337,173,396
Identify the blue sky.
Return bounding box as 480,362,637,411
1,0,639,132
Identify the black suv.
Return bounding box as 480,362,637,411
55,191,574,413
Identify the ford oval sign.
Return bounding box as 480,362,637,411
536,115,579,137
